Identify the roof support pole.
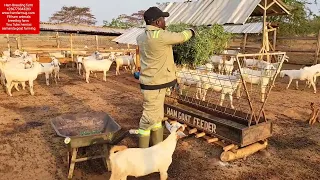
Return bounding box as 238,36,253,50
242,33,248,53
260,0,274,62
273,29,277,51
314,30,320,64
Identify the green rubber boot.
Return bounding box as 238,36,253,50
138,135,150,148
151,126,164,146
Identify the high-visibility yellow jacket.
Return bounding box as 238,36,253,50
136,25,193,90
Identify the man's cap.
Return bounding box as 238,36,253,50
144,6,169,24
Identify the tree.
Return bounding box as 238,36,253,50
49,6,97,25
103,2,170,28
103,10,145,29
103,17,134,29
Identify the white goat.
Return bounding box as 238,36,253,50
76,51,104,75
208,55,224,74
280,69,316,93
2,49,11,57
115,54,136,75
176,68,203,99
200,71,241,109
37,58,60,86
0,57,31,91
50,57,61,83
302,64,320,85
21,51,39,62
2,62,42,96
222,49,239,55
236,64,276,102
109,121,186,180
223,56,236,75
244,55,289,69
13,49,22,57
196,63,214,72
0,55,8,62
82,58,113,83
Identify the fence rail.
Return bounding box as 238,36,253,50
229,31,320,65
0,33,137,64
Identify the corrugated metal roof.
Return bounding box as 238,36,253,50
40,22,126,35
161,0,290,26
112,23,264,45
112,28,144,45
223,22,263,34
162,0,262,26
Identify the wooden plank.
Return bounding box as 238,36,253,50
314,30,320,64
207,137,219,143
242,121,272,146
277,36,317,40
39,57,72,63
70,34,74,61
164,103,243,146
164,102,272,147
195,132,205,138
56,32,60,48
95,35,99,50
266,1,276,10
273,29,277,50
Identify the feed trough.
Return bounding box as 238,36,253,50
165,52,287,162
51,111,129,179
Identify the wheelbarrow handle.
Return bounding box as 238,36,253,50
110,130,130,145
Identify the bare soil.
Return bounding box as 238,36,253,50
0,63,319,180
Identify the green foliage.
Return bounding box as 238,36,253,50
103,18,134,29
103,11,145,29
167,23,232,66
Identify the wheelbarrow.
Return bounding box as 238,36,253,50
51,111,130,179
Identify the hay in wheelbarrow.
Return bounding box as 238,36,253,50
51,111,121,138
50,111,129,179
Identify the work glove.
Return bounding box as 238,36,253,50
186,27,196,37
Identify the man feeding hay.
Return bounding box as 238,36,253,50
135,6,195,148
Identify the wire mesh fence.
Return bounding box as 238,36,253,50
165,52,288,126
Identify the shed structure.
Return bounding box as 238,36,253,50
161,0,291,54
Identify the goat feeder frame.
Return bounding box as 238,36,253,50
165,52,287,161
51,112,129,179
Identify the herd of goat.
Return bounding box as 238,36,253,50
0,49,136,96
1,48,320,109
174,50,320,109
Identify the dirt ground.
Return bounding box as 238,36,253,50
0,63,319,180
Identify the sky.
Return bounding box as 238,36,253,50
40,0,319,26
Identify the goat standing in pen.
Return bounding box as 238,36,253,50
279,68,317,93
115,53,137,75
108,121,187,180
199,70,242,109
236,64,276,103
